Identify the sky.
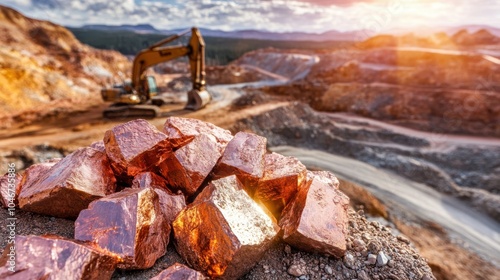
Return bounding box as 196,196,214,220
1,0,499,33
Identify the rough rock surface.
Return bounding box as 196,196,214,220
75,187,169,269
1,159,61,208
158,133,225,197
0,235,119,279
280,171,350,258
150,263,207,280
104,119,171,182
163,117,233,149
90,140,106,152
212,131,267,192
255,152,307,217
173,175,280,279
131,172,186,224
18,147,116,219
0,172,20,208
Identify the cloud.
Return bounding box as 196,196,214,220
296,0,374,7
1,0,498,33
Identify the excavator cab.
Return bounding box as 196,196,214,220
101,27,211,118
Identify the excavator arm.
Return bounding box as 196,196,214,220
131,27,209,108
101,27,210,117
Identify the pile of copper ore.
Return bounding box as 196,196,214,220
0,118,350,279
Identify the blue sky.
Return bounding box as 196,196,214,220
2,0,499,33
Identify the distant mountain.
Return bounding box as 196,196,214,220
168,28,366,42
81,24,159,33
77,24,365,41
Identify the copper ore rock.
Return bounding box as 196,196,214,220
90,140,106,152
150,263,207,280
173,175,279,279
132,172,186,224
75,187,169,269
158,133,225,196
18,147,116,219
1,159,61,208
279,171,349,258
212,131,267,192
0,235,119,280
255,152,307,217
163,117,233,149
104,119,171,181
0,173,21,208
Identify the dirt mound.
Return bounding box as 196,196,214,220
0,5,130,128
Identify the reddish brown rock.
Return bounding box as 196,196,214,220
279,171,349,258
157,133,225,197
104,119,172,181
131,172,186,224
163,117,233,149
90,140,106,152
75,187,169,269
150,263,207,280
0,159,59,209
255,152,307,217
212,131,267,192
173,175,279,279
0,172,21,209
18,147,116,219
0,235,119,279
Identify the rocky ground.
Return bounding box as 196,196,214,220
0,204,435,280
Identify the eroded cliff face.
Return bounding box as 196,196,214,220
0,5,130,127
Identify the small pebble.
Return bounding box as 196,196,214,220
358,270,370,280
324,265,333,275
377,251,389,267
366,254,377,265
343,253,355,269
288,264,304,277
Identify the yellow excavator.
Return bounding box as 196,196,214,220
101,27,211,118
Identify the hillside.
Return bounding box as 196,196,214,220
0,6,130,128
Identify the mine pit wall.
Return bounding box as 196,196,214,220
231,103,500,221
264,82,500,138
